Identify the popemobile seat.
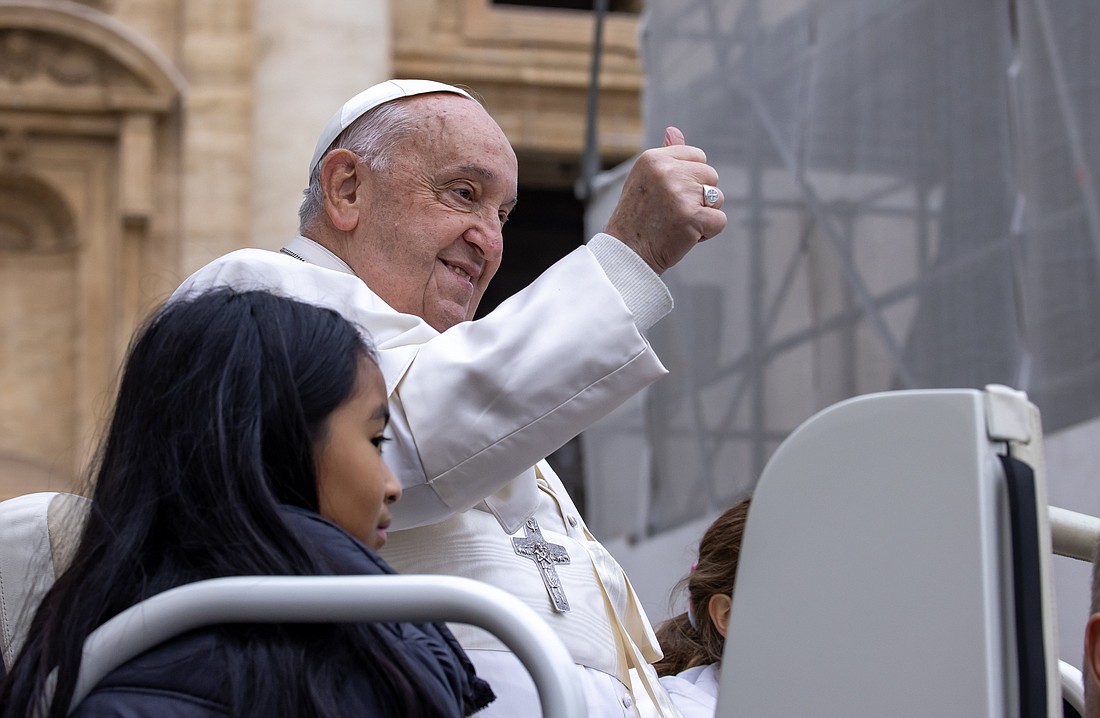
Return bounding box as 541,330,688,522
717,385,1064,717
0,491,88,672
0,493,587,717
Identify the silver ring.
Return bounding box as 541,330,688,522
703,184,720,207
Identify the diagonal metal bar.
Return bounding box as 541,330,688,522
1031,0,1100,274
708,237,1011,388
738,78,919,388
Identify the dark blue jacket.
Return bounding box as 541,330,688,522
71,507,494,717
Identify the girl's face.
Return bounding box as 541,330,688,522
314,357,401,549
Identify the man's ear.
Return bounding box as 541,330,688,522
1085,612,1100,700
708,594,732,639
320,149,365,232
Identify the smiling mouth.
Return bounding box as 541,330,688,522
445,263,472,281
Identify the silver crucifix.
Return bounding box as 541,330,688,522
512,518,571,612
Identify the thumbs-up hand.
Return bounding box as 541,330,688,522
605,127,727,275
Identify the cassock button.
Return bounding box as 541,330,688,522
621,693,634,709
567,515,579,528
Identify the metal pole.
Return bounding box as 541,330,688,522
577,0,610,202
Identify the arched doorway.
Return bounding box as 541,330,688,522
0,175,78,496
0,1,185,494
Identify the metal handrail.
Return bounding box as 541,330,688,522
1050,506,1100,562
67,575,587,718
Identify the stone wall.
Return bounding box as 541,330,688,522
0,0,635,499
393,0,642,188
0,0,190,496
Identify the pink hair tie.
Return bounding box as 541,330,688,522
690,561,698,573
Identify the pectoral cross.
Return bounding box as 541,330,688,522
512,518,571,612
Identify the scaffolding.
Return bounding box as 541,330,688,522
584,0,1100,538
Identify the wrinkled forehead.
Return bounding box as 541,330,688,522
406,94,511,142
400,95,519,178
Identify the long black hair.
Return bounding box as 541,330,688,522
0,289,444,717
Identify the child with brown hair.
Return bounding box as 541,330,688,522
654,498,751,717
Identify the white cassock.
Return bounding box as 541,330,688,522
174,233,683,718
659,664,720,718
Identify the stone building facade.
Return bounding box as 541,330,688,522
0,0,641,499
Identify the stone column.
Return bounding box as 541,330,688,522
251,0,392,251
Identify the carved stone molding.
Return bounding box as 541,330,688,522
0,174,76,253
0,1,186,113
0,28,120,87
394,0,643,171
0,126,28,167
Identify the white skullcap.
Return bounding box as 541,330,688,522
308,79,475,177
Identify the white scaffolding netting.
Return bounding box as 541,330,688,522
584,0,1100,538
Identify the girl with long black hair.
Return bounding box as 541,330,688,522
0,289,493,717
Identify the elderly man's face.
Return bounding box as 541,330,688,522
346,94,518,332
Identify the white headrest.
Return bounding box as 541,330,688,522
0,492,89,668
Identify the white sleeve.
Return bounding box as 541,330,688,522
174,245,669,528
586,232,673,332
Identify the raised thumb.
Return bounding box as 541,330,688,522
663,126,686,147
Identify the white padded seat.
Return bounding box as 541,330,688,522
717,387,1060,717
0,492,88,669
